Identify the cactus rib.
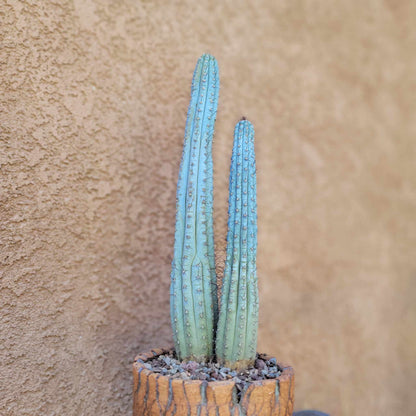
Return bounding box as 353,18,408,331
170,54,219,361
216,119,258,369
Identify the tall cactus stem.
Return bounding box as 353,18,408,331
170,54,219,362
215,119,258,370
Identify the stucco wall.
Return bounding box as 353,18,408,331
1,1,416,415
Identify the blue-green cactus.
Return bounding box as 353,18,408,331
215,119,258,369
170,54,219,361
170,55,259,369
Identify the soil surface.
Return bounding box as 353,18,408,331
138,350,282,398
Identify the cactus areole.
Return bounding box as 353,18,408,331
170,54,258,369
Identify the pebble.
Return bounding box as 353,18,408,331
181,361,199,372
249,369,258,377
255,358,266,370
210,372,220,380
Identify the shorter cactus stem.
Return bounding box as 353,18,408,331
215,119,258,370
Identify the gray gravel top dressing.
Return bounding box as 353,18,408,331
139,352,282,399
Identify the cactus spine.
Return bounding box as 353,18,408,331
216,119,258,370
170,54,219,362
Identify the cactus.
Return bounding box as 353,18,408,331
170,55,259,370
215,119,258,370
170,54,219,362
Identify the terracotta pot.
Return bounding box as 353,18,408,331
133,347,294,416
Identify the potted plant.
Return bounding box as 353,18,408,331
133,54,294,416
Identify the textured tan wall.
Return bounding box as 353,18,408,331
1,1,416,415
